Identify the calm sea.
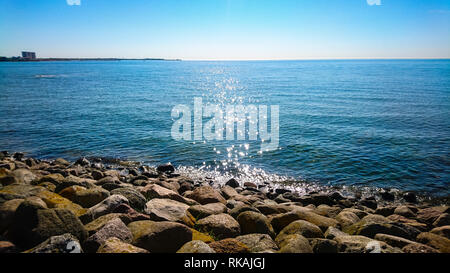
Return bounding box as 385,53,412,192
0,60,449,196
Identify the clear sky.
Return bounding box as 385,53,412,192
1,0,449,60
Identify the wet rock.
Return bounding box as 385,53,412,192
187,202,228,220
97,237,149,253
430,225,450,239
185,186,226,205
309,194,335,206
237,211,275,238
416,232,450,253
380,190,395,201
156,163,175,174
83,218,132,253
177,240,216,253
277,234,313,253
402,192,417,203
79,194,129,224
225,178,240,188
144,198,194,227
26,233,82,253
196,213,241,240
208,238,250,253
309,238,338,253
75,157,90,166
359,198,377,210
128,220,192,253
235,234,279,253
110,187,146,211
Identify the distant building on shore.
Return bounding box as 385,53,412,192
21,51,36,60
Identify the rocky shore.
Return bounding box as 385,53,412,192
0,151,449,253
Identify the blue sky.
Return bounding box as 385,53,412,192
1,0,449,60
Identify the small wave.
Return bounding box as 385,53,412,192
34,74,59,79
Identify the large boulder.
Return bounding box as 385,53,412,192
343,214,417,240
430,225,450,239
374,233,417,248
59,186,110,208
97,237,149,253
235,234,279,253
416,232,450,253
196,213,241,240
416,206,448,225
144,198,195,227
0,184,46,203
83,218,132,253
25,233,82,253
188,202,228,220
185,186,226,205
334,235,402,253
208,238,250,253
270,207,338,233
83,213,132,236
128,220,192,253
0,199,24,233
35,190,87,217
110,188,147,211
309,238,338,253
177,240,216,253
402,243,440,253
276,220,324,242
141,184,197,205
277,234,313,253
236,211,275,238
79,194,129,224
335,211,360,228
9,201,88,249
433,213,450,227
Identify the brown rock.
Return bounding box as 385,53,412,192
208,238,250,253
185,186,226,205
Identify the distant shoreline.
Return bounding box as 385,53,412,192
0,58,182,62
